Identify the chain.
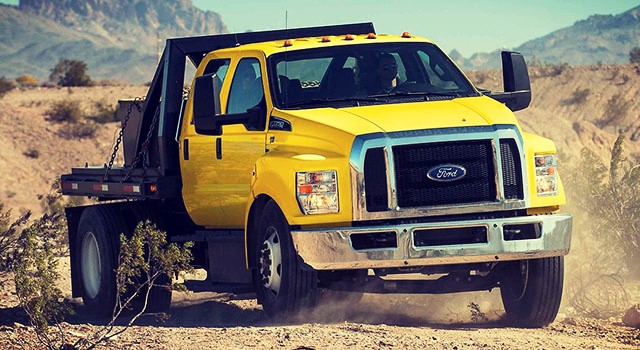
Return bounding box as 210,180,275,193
123,104,161,182
103,97,144,181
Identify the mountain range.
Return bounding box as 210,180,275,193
0,1,638,83
454,5,640,70
0,0,226,83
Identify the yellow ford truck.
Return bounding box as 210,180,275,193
61,23,572,327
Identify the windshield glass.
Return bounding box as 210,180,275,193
269,42,477,109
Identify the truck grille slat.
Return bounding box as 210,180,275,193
362,138,524,213
500,139,524,200
392,140,496,208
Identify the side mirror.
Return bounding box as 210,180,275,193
193,73,223,135
487,51,531,112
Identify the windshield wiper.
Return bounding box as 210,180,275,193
369,91,475,99
284,96,387,108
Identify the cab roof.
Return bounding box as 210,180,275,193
212,33,435,57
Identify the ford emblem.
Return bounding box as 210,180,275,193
427,164,467,182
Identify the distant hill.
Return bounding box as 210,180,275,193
455,5,640,70
0,0,227,83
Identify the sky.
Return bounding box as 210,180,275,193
1,0,638,56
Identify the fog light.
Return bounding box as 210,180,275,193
296,171,338,214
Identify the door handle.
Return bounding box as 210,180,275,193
216,138,222,159
183,139,189,160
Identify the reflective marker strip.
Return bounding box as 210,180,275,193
123,185,141,193
61,182,78,190
92,184,109,191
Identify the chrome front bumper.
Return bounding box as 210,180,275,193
290,213,572,270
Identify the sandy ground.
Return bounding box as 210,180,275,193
0,264,639,349
1,65,640,348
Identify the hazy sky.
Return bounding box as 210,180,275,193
2,0,638,56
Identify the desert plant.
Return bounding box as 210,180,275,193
89,100,118,123
569,135,640,278
24,149,40,159
596,94,632,129
0,76,16,98
13,211,71,348
562,87,590,105
630,46,640,64
74,221,193,348
57,123,98,140
467,302,488,323
46,100,83,123
50,59,93,87
16,74,39,88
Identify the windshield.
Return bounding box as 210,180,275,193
269,42,478,109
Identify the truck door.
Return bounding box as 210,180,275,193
181,54,269,228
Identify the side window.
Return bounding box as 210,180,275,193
227,58,264,114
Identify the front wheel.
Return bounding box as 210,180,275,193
252,200,317,318
500,256,564,327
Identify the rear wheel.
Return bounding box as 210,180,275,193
500,257,564,327
253,200,318,318
77,205,126,316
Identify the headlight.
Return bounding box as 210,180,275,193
535,154,557,196
296,170,338,214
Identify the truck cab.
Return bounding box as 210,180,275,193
61,23,571,327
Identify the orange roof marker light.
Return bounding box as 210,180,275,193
402,31,412,38
367,33,377,39
283,39,293,47
344,34,354,40
321,36,331,42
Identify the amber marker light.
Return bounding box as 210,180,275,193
321,36,331,42
149,184,158,193
367,33,377,39
402,31,412,38
344,34,354,40
283,39,293,47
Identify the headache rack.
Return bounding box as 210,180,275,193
60,22,376,200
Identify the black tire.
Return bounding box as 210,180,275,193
124,203,172,313
252,200,318,318
500,256,564,327
76,205,127,316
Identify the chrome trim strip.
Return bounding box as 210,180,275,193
350,125,529,221
291,213,572,270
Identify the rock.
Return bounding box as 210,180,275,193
622,304,640,328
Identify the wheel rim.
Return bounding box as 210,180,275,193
81,231,102,299
259,226,282,299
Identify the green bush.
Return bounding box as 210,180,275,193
49,59,93,87
45,100,83,123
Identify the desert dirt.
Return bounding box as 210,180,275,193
1,64,640,349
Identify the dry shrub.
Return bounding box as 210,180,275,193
46,100,83,123
595,94,632,129
562,87,590,105
89,100,118,123
16,74,39,88
57,123,98,139
23,149,40,159
0,76,16,98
